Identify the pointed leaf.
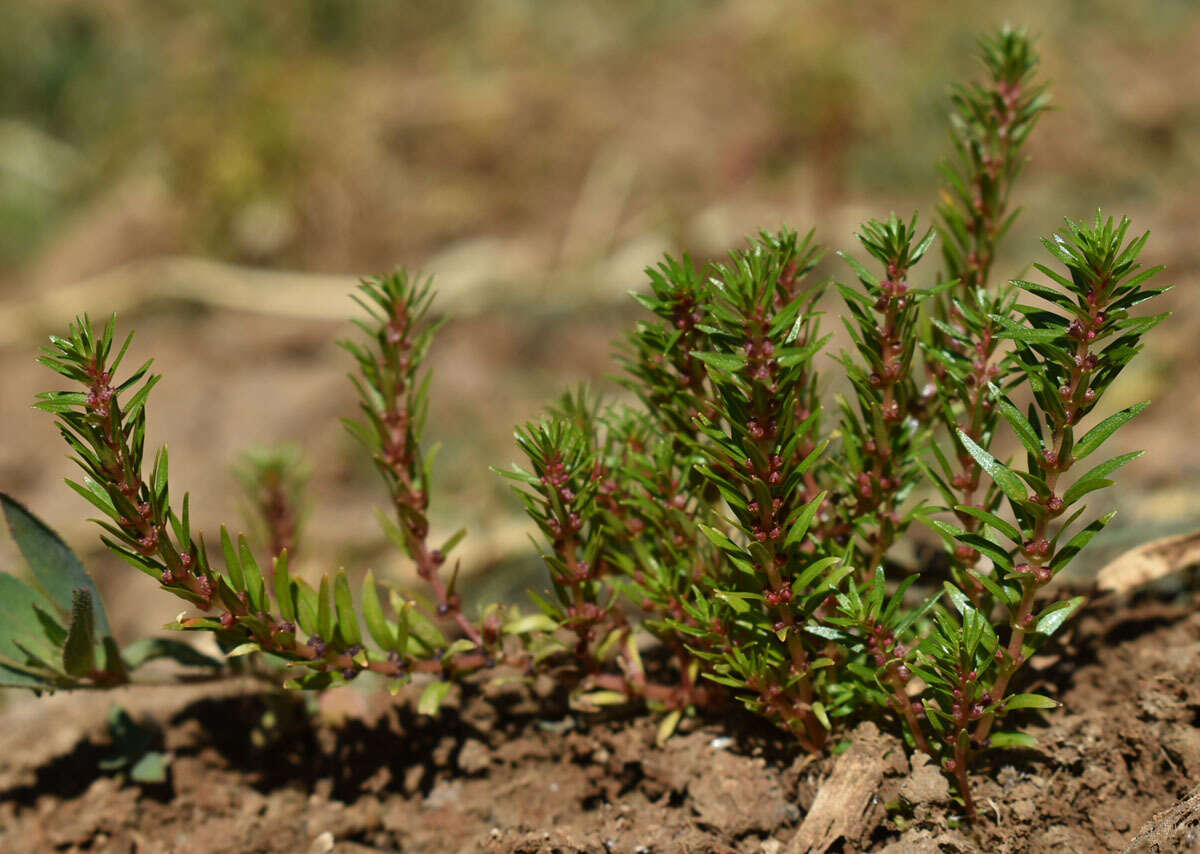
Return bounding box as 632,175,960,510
1073,403,1148,461
61,588,97,677
334,570,361,647
418,680,452,716
360,570,396,651
1,494,111,638
956,431,1026,503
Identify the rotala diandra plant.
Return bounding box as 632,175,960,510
2,26,1169,820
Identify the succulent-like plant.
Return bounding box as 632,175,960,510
5,25,1169,821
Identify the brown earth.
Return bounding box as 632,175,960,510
2,593,1199,854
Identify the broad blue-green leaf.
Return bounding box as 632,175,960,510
1,494,111,639
0,662,57,690
0,573,62,666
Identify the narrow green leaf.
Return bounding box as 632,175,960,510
689,351,747,374
293,578,319,636
956,431,1026,503
952,505,1021,544
988,731,1037,749
418,680,452,715
993,392,1043,458
226,642,261,658
237,535,266,612
502,613,559,635
360,570,396,651
576,689,629,708
1073,402,1148,461
1004,693,1059,711
784,491,826,548
334,570,361,647
129,752,170,783
1034,596,1085,637
220,527,245,593
656,709,683,745
317,574,333,641
274,551,295,621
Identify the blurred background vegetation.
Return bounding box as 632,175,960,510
1,0,1197,644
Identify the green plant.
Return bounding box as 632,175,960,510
0,493,226,691
233,442,310,563
7,26,1168,821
